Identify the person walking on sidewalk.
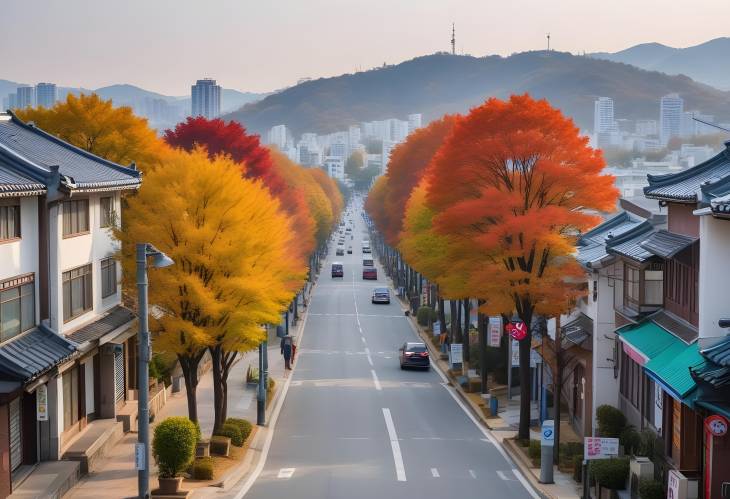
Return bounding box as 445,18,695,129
281,335,293,370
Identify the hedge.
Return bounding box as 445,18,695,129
225,418,253,443
596,405,627,438
590,457,629,490
638,478,664,499
215,423,244,447
191,457,214,480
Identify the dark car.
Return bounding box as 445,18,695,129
371,287,390,304
362,265,377,280
347,246,353,254
336,247,344,256
399,342,430,369
331,262,344,278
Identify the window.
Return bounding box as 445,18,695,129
624,265,640,310
0,277,35,343
101,258,117,298
619,348,642,409
62,199,89,236
644,268,663,305
100,196,113,228
0,203,21,241
62,366,79,431
63,264,92,321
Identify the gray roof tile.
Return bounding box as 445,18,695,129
577,211,646,268
67,306,136,344
605,220,657,263
639,229,697,259
0,326,77,382
0,158,46,196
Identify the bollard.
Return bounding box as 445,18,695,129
539,419,555,484
490,395,499,416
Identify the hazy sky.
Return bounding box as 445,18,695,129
2,0,728,95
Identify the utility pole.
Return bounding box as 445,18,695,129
546,33,551,52
451,23,456,55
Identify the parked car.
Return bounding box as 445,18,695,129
399,342,430,369
362,265,377,280
362,246,371,254
371,287,390,304
347,246,353,254
336,247,344,256
331,262,344,278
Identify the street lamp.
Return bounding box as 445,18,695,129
136,243,173,499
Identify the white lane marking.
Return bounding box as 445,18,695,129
290,380,302,386
469,469,477,479
371,369,382,390
382,408,407,482
512,468,537,495
231,284,314,499
361,336,366,343
497,470,515,481
365,347,374,366
277,468,295,479
337,436,370,440
430,468,440,478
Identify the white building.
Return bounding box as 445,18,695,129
660,93,683,145
635,119,658,137
681,110,715,137
15,86,35,109
191,78,221,119
408,113,422,133
267,124,290,150
594,97,616,134
324,156,345,180
35,83,58,108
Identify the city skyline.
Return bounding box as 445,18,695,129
1,0,729,95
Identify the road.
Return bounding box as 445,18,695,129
232,201,539,499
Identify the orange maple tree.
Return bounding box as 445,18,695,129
424,94,618,438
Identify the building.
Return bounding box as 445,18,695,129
268,124,290,150
35,83,58,108
681,110,716,137
660,93,684,145
635,119,658,137
324,156,344,180
594,97,615,134
191,78,221,119
15,86,35,109
2,93,18,111
0,112,142,498
408,113,422,133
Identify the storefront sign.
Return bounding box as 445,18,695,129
667,469,687,499
36,384,48,421
704,414,729,437
672,399,682,455
432,321,441,336
450,343,463,365
508,321,527,341
584,437,619,460
488,316,502,347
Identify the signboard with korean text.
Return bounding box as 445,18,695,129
583,437,619,460
432,321,441,336
36,384,48,421
488,316,502,347
511,339,520,367
509,321,527,341
667,469,687,499
450,343,463,365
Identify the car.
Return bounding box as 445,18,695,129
331,262,344,278
371,287,390,304
362,246,371,254
362,265,377,280
362,258,374,267
336,247,344,256
347,246,353,254
399,342,430,369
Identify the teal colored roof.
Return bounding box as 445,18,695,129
645,342,704,399
619,321,680,361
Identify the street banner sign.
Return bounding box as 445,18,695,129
433,321,441,336
36,384,48,421
135,443,146,470
488,316,502,347
584,437,619,460
450,343,463,364
511,339,520,367
541,420,555,447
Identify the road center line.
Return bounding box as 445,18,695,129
469,469,477,479
371,369,382,390
365,347,374,366
361,336,366,343
382,408,407,482
430,468,440,478
277,468,295,479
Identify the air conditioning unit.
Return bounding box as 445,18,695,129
629,457,654,495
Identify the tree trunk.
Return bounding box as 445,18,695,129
179,353,203,424
210,345,225,433
477,303,488,394
553,316,562,464
437,293,446,340
463,299,471,364
449,300,458,344
517,314,533,440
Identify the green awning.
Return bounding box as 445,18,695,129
618,321,681,363
645,342,703,399
696,400,730,420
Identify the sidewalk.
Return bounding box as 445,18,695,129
66,315,300,499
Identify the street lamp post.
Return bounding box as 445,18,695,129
136,243,174,499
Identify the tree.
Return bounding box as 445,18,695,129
16,93,167,171
117,148,301,425
425,94,618,439
345,150,379,190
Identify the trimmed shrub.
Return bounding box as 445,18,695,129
590,457,629,490
215,423,244,447
620,426,641,455
638,429,658,458
210,435,230,456
528,440,541,465
191,457,214,480
225,418,253,443
152,416,198,478
416,306,437,326
573,455,583,483
638,478,664,499
560,441,584,458
596,405,627,438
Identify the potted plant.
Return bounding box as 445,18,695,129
152,416,198,494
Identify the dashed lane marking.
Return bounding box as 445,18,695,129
382,408,407,482
277,468,295,479
431,468,440,478
371,369,382,390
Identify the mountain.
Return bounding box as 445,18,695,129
590,38,730,90
95,84,179,103
223,51,730,136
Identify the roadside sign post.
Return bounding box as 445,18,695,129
582,436,620,498
540,420,555,484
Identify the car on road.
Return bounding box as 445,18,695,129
362,258,374,266
362,246,371,253
371,287,390,304
362,265,377,280
399,342,430,369
331,262,344,278
347,246,353,254
336,247,345,256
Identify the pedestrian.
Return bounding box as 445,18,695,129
281,335,293,370
291,341,297,364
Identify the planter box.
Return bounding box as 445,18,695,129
195,439,210,458
210,436,231,457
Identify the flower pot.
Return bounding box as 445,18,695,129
158,476,183,494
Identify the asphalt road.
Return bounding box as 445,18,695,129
234,201,539,499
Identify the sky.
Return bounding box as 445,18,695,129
1,0,729,95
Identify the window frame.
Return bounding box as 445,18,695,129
0,275,35,343
0,201,21,243
62,264,93,322
100,257,117,299
624,264,641,310
62,199,90,238
99,196,113,228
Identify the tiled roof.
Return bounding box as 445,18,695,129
605,220,657,263
701,335,730,367
639,229,697,259
562,313,593,346
0,326,77,382
652,309,698,344
0,158,46,197
66,306,136,345
576,211,645,268
644,143,730,203
0,113,141,192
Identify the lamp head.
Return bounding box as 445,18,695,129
151,252,174,268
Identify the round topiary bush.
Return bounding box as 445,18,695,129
596,404,628,438
215,423,243,446
416,307,437,326
225,418,252,442
590,457,629,490
153,416,198,478
638,478,664,499
191,457,214,480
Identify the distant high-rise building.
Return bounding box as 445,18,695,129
660,93,683,145
35,83,58,108
268,124,290,150
635,119,658,137
593,97,615,134
3,93,18,111
191,78,221,119
15,86,35,109
681,110,715,137
408,113,422,133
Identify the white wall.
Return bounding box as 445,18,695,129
83,356,95,415
592,269,620,433
698,214,730,348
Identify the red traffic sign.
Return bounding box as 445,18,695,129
705,414,729,437
508,321,527,341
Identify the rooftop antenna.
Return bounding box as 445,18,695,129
451,23,456,55
546,33,551,51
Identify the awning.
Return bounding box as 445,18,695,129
645,342,704,400
695,400,730,420
66,305,136,349
701,335,730,366
639,229,697,259
0,326,77,383
618,321,681,365
562,313,593,346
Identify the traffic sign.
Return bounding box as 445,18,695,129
541,420,555,447
510,321,527,341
